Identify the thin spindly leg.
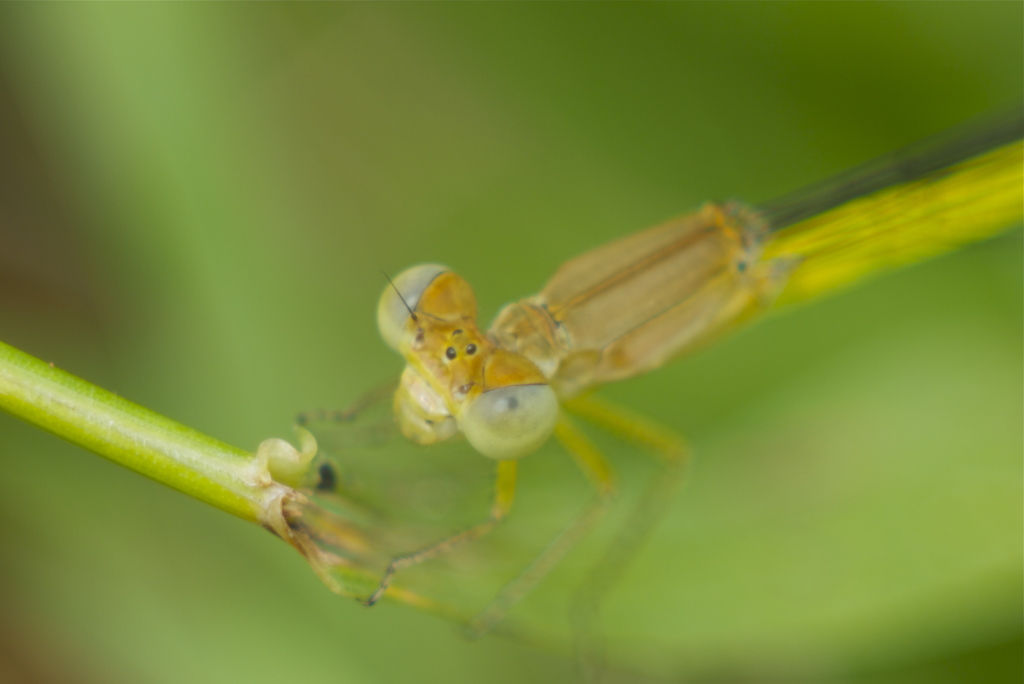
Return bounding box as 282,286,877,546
466,413,618,638
362,459,519,606
562,393,691,678
295,380,398,428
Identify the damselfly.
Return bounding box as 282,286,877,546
294,110,1022,642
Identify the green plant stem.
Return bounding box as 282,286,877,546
0,339,290,531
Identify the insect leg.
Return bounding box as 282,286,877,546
294,380,398,428
466,413,617,638
562,393,691,678
361,459,518,606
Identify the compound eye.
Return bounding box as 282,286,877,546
377,264,449,351
460,384,558,460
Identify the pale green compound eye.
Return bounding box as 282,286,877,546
377,264,449,352
460,384,558,460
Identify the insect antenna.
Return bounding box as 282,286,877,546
382,270,419,323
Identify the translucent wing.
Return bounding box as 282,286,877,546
292,383,547,626
290,383,649,643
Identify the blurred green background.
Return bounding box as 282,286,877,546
0,4,1020,683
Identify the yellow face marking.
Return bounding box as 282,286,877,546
389,269,551,443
